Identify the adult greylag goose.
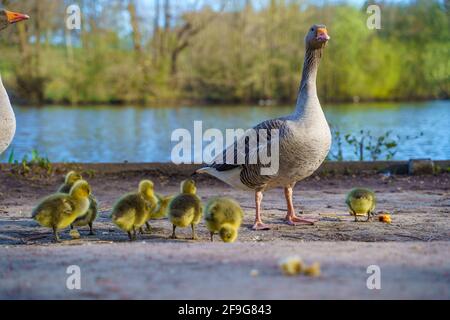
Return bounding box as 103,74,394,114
197,25,331,230
0,9,29,155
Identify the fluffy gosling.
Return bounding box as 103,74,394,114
345,188,376,222
144,194,173,231
168,179,202,240
111,180,158,241
32,180,91,242
58,171,98,235
58,171,82,193
152,194,173,219
204,197,243,243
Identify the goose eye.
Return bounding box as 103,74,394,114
310,28,314,32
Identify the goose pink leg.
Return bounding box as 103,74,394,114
252,191,271,230
284,186,317,225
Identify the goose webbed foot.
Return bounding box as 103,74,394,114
285,214,317,225
251,221,271,230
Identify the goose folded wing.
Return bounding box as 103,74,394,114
210,118,286,172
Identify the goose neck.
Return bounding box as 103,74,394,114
294,47,323,117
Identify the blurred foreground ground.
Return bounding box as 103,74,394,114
0,165,449,299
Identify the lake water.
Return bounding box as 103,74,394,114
2,100,449,163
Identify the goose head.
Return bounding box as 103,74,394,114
305,24,330,50
0,9,29,31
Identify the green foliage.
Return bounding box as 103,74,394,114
328,129,424,161
0,1,448,104
329,129,344,161
7,148,15,164
344,130,399,161
8,149,52,176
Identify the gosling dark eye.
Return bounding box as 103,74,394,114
310,28,314,31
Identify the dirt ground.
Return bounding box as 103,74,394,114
0,166,449,299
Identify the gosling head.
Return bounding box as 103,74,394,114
305,24,329,50
70,180,91,199
219,224,238,243
65,171,82,185
0,9,29,31
181,179,197,194
348,188,375,201
139,180,155,199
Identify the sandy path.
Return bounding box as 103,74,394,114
0,168,449,299
1,241,449,299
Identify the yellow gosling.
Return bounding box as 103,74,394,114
32,180,91,242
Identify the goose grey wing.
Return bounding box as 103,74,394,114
210,118,287,172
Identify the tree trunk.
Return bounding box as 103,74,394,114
127,0,153,102
152,0,160,63
164,0,170,32
128,1,142,53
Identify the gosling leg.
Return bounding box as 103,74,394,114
170,225,177,239
145,222,151,232
88,222,95,235
352,210,359,222
53,227,61,243
210,232,214,242
191,224,198,240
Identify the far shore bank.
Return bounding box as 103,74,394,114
10,97,449,108
2,160,449,177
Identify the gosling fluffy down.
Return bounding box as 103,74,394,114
111,180,158,240
151,194,173,220
168,179,202,240
58,171,98,235
204,197,243,243
32,180,91,242
345,188,376,222
143,193,173,232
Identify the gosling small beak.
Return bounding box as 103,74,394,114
316,27,330,42
5,10,30,24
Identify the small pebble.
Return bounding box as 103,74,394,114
250,269,259,277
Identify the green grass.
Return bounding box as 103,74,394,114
7,149,52,176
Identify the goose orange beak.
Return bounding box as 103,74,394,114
316,27,330,42
5,10,30,24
